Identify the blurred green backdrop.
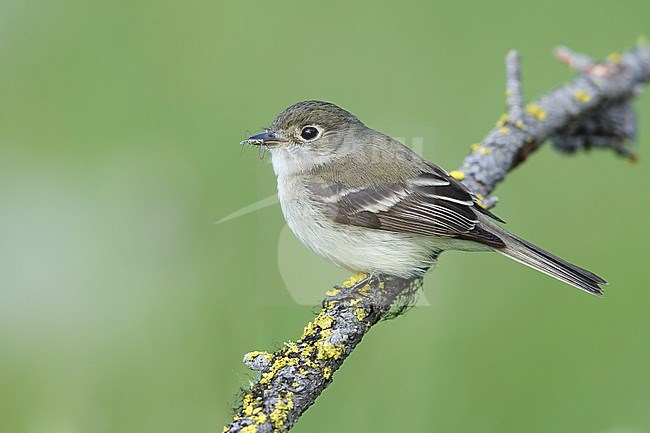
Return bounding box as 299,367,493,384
1,1,649,432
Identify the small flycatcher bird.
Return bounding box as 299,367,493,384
242,100,606,296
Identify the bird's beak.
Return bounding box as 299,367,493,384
240,131,282,147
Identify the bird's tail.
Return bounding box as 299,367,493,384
487,222,607,296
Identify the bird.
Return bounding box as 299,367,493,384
242,100,607,296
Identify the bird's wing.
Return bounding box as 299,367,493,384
307,162,506,248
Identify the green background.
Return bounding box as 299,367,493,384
1,1,649,432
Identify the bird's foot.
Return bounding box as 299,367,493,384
324,273,379,304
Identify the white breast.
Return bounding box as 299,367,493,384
274,172,443,277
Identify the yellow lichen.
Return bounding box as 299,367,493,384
499,126,510,135
496,113,509,127
245,351,272,363
341,272,367,288
300,321,316,340
323,366,332,380
259,356,298,385
242,398,267,426
608,52,622,63
358,284,372,296
317,342,345,360
252,412,267,425
479,147,492,155
349,299,366,320
574,90,591,103
284,341,298,353
242,394,255,416
301,345,314,357
269,392,295,430
325,288,341,296
515,119,527,130
470,143,480,152
449,170,465,181
313,312,334,330
240,425,257,433
526,103,546,121
260,372,272,384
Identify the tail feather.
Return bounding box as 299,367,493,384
490,224,607,296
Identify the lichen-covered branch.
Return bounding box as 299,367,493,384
459,44,648,201
224,274,419,433
223,44,650,433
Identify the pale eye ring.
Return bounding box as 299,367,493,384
300,125,321,141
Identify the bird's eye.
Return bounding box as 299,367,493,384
300,126,320,141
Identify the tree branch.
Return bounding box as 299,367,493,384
224,44,650,433
505,49,524,124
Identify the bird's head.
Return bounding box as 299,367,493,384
242,100,365,175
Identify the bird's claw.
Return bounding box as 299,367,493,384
324,274,378,304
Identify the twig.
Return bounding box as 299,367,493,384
224,44,650,433
459,44,648,201
506,50,524,123
554,45,596,73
